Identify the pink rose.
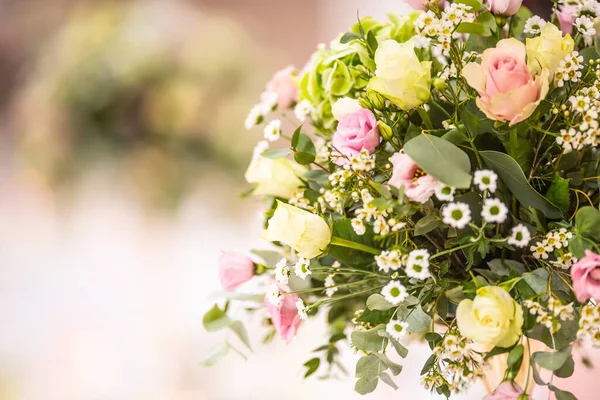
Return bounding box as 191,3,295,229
265,284,302,344
403,0,443,10
572,250,600,302
218,251,255,291
261,66,298,110
388,152,439,203
462,38,549,126
332,108,380,165
557,6,577,36
484,381,527,400
488,0,522,16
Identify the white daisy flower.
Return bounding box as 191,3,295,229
408,249,430,267
481,198,509,224
442,202,472,229
325,274,338,297
381,281,408,305
275,258,290,285
575,16,596,46
294,100,314,122
245,104,264,129
507,224,531,248
386,320,409,341
406,261,431,280
296,298,308,320
266,284,282,306
530,240,552,260
473,169,498,193
523,16,547,35
435,184,455,202
263,119,282,142
261,91,279,113
294,257,312,279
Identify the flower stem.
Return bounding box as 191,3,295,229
429,242,476,261
330,237,380,255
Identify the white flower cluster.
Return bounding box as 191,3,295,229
274,257,312,285
422,331,484,394
578,303,600,346
325,274,338,297
524,298,575,333
415,3,475,56
350,189,404,236
557,76,600,151
376,249,431,280
289,189,317,213
314,137,331,164
530,228,573,260
438,51,478,81
555,51,584,88
294,100,314,122
523,16,547,35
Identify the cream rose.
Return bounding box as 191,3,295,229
526,23,574,75
262,201,331,259
456,286,524,348
245,156,306,199
367,40,432,111
462,38,549,126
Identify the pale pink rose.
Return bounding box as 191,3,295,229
403,0,443,10
572,250,600,302
265,283,302,344
484,381,527,400
218,251,255,291
388,152,438,203
261,66,298,110
488,0,522,16
332,108,380,165
462,38,549,126
557,6,577,36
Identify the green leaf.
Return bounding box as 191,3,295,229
420,354,436,375
454,0,483,10
533,350,570,371
379,372,398,390
291,125,302,148
575,206,600,242
293,133,316,165
442,128,469,144
424,332,442,344
370,181,392,199
485,346,512,360
446,286,465,303
355,376,379,395
203,304,231,332
229,320,252,351
507,344,524,369
261,148,293,159
510,6,533,38
351,325,386,352
376,353,403,376
366,30,378,53
357,308,395,325
549,385,577,400
389,337,409,358
199,343,229,366
546,176,571,213
455,22,485,34
304,357,321,378
554,354,575,378
340,31,361,44
329,219,377,266
404,134,472,188
396,306,432,333
356,354,383,378
477,11,496,36
366,294,394,311
414,214,441,236
480,150,563,219
304,169,330,185
522,269,549,294
570,235,599,258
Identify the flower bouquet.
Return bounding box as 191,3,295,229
204,0,600,398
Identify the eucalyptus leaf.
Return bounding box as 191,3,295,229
549,385,577,400
480,150,563,219
396,306,432,333
366,294,395,311
355,376,379,395
522,269,549,295
507,345,524,369
379,372,398,390
376,353,403,376
261,148,293,159
404,134,472,188
229,320,252,351
351,324,386,352
203,304,231,332
456,22,485,34
414,214,441,236
575,207,600,241
199,343,229,366
533,350,570,371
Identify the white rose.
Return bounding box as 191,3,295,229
262,201,331,259
368,40,431,111
245,157,306,199
332,97,362,121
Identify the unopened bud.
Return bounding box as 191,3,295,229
378,121,394,141
433,77,447,91
367,89,386,109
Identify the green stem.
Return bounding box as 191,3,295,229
430,98,452,119
310,284,386,309
283,278,377,295
330,237,380,255
429,242,476,261
311,267,385,277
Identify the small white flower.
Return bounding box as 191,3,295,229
325,274,338,297
473,169,498,193
442,202,472,229
557,128,578,152
296,298,308,320
523,16,547,35
546,231,563,249
530,240,552,260
294,100,314,122
263,119,282,142
406,261,431,280
294,257,312,279
481,198,508,224
507,224,531,248
386,320,409,341
275,258,290,285
351,218,366,235
557,228,572,247
552,253,578,269
435,184,455,202
261,91,279,113
266,284,282,306
251,140,270,161
381,281,408,305
376,250,403,273
332,97,362,120
245,104,264,129
408,249,430,267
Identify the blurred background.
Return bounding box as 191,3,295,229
0,0,588,399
